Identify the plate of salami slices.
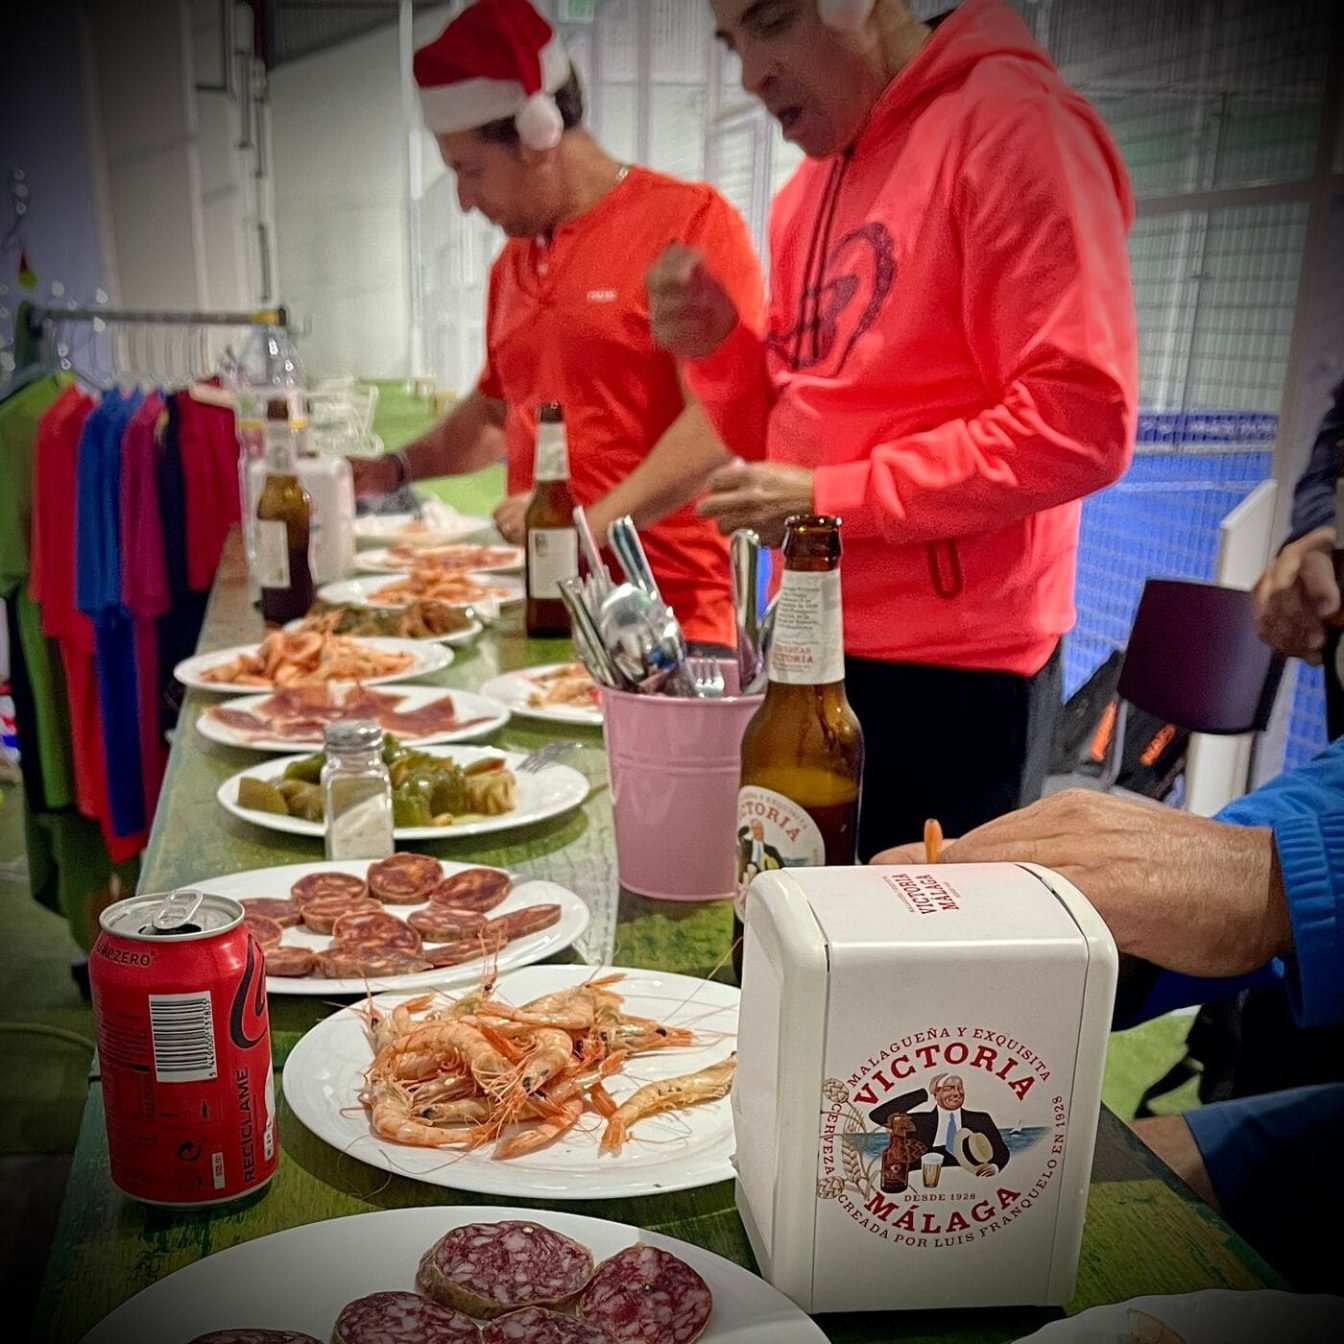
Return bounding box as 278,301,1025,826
187,858,591,995
80,1206,829,1344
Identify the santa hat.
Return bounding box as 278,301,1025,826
414,0,571,151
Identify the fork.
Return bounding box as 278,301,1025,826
687,657,726,699
516,739,582,774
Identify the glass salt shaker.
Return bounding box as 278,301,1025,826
322,720,394,860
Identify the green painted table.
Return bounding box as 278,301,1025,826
30,534,1282,1343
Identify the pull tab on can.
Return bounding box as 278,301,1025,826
149,889,205,934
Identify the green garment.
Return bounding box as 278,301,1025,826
0,374,76,808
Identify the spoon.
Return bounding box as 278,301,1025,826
597,582,695,696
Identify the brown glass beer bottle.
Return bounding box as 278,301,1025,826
524,401,578,638
256,396,314,624
734,515,863,982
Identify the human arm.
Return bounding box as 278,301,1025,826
1285,376,1343,543
811,98,1137,544
647,193,774,461
1252,526,1339,663
582,382,733,541
350,390,506,497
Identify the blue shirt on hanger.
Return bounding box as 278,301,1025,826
76,388,147,840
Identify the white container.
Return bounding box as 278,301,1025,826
248,457,355,584
733,862,1117,1314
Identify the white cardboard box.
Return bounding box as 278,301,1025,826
733,863,1118,1313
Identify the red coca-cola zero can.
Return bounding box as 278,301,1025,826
90,889,278,1206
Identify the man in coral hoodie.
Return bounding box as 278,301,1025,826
649,0,1138,857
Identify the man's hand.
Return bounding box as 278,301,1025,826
351,454,401,499
647,245,739,361
493,491,531,545
870,789,1292,980
974,1164,998,1178
1252,526,1339,663
697,460,815,547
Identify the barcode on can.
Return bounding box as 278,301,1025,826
149,991,217,1082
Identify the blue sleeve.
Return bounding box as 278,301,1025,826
1284,376,1342,544
1120,739,1344,1030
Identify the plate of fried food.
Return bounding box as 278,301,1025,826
319,571,523,616
287,600,484,647
354,500,492,548
219,739,590,840
357,542,524,575
282,964,739,1198
81,1206,828,1344
480,663,602,728
189,857,590,995
197,684,510,752
175,630,451,694
1013,1291,1344,1342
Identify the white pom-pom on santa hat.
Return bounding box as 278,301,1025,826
413,0,572,145
516,90,564,151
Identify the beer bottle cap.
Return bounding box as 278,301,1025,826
538,401,563,424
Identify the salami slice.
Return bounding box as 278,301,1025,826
578,1245,712,1344
241,897,302,927
291,871,369,906
301,894,383,935
484,905,562,942
482,1309,610,1344
243,912,284,949
423,928,508,969
368,853,442,904
332,1291,481,1344
331,909,423,953
417,1221,595,1319
317,947,432,979
407,906,487,942
188,1332,322,1344
263,945,316,978
430,868,512,913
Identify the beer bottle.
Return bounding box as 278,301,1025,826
256,396,315,624
525,401,578,637
734,514,863,983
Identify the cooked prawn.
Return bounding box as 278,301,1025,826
493,1096,584,1160
600,1055,737,1153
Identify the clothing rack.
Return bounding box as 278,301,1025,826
14,300,290,369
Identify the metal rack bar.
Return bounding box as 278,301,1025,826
23,303,288,330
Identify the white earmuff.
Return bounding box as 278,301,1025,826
817,0,877,31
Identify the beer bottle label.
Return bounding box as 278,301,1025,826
769,570,844,684
735,785,826,917
256,519,290,589
528,527,579,598
534,424,570,482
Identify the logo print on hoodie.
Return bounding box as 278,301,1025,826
771,221,897,378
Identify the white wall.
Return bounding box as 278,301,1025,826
269,24,412,380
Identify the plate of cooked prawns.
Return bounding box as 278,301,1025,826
281,964,739,1199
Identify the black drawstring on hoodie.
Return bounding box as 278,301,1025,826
789,145,855,371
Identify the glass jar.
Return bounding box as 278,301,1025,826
321,721,394,860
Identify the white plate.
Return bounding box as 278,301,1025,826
283,964,739,1197
356,543,524,575
82,1204,827,1344
285,613,485,648
196,685,510,752
1014,1290,1344,1342
218,744,590,841
190,860,589,996
481,664,603,728
175,637,451,695
318,572,524,617
354,503,492,547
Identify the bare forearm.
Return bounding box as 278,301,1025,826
585,401,730,540
402,391,507,478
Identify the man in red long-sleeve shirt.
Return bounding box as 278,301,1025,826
649,0,1138,856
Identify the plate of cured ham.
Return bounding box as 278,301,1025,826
197,684,510,751
80,1206,829,1344
357,542,524,575
480,664,602,728
188,858,591,996
282,965,739,1198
